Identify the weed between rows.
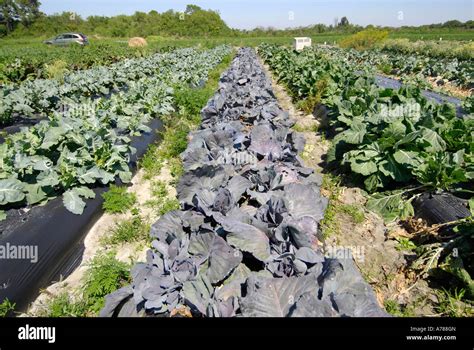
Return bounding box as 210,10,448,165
37,253,131,317
101,185,137,214
291,123,319,133
385,288,474,317
81,253,131,314
435,288,473,317
395,237,417,252
383,299,417,317
0,298,16,317
23,50,237,318
319,174,365,239
319,166,473,317
145,181,180,216
295,78,328,115
141,51,235,180
101,209,151,246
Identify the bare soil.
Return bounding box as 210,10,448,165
379,71,471,100
425,76,472,99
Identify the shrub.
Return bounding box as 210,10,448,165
340,29,389,50
41,293,87,317
44,59,68,82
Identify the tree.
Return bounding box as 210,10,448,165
339,16,349,26
185,4,201,15
0,0,40,33
442,20,462,28
0,0,18,33
465,20,474,29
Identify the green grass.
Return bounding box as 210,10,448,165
320,174,342,239
320,203,339,239
384,299,416,317
40,293,88,317
140,50,235,181
319,175,366,239
158,198,180,215
40,253,131,317
435,288,474,317
292,123,319,133
145,181,181,216
168,157,184,184
0,298,15,317
81,253,131,314
340,204,365,224
146,35,349,48
140,97,203,180
101,185,137,214
389,31,474,41
150,180,168,198
395,237,417,252
140,143,163,180
102,209,150,246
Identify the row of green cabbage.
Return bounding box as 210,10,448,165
0,41,163,85
320,45,473,89
259,43,473,221
0,46,229,126
0,45,232,220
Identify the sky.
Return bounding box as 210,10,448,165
39,0,474,29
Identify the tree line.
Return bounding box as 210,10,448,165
1,1,473,38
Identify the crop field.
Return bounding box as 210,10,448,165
2,30,473,85
0,3,473,332
0,36,346,85
0,45,233,215
259,43,473,314
260,42,473,217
